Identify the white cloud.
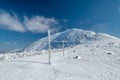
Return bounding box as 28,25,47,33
0,10,25,32
91,23,120,37
0,9,58,33
91,23,110,32
24,16,58,33
118,6,120,12
62,19,68,22
4,42,17,45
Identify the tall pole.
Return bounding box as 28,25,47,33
48,30,51,64
62,41,65,57
67,43,70,57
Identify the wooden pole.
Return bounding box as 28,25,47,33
67,43,70,56
62,41,65,57
48,30,51,64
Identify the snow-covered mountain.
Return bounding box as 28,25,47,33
1,29,120,80
0,30,120,80
23,28,120,52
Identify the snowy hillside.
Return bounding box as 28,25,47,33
23,28,120,52
0,38,120,80
0,28,120,80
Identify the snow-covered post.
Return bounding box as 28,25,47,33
48,30,51,64
67,43,70,56
62,41,65,57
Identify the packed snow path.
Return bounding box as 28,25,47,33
0,43,120,80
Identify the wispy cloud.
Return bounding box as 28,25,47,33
24,16,58,33
118,6,120,12
4,42,17,45
62,19,68,23
91,23,110,32
0,9,58,33
91,23,120,37
0,10,25,32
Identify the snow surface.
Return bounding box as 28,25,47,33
0,28,120,80
0,38,120,80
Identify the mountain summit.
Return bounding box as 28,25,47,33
23,28,120,52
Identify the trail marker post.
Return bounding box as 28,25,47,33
62,41,65,57
67,43,70,56
48,30,51,64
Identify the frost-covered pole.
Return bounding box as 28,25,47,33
48,30,51,64
67,43,70,56
62,41,65,57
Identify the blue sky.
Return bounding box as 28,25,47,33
0,0,120,51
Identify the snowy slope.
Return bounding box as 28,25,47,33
0,39,120,80
23,28,120,52
0,28,120,80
